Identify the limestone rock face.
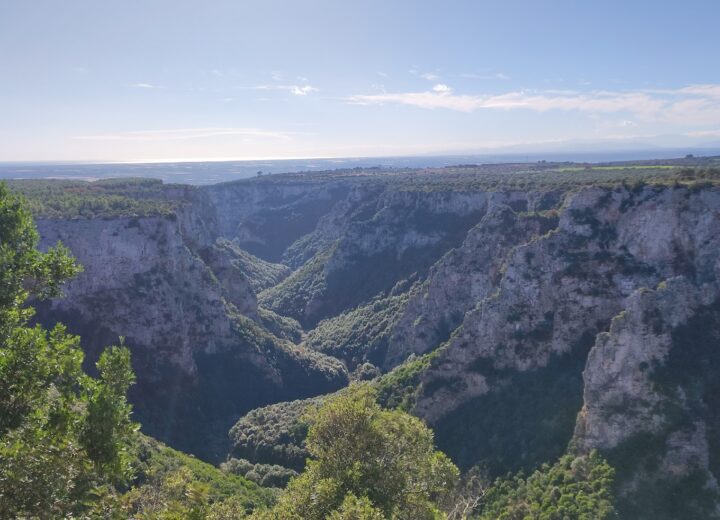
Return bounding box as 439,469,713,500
416,185,720,424
260,188,533,328
384,201,559,368
34,215,347,460
574,277,720,500
200,179,352,261
36,216,227,377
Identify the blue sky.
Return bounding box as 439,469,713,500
1,0,719,162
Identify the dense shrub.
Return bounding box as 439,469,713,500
478,451,616,520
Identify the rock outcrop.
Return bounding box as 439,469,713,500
34,214,347,460
26,168,720,516
574,277,720,514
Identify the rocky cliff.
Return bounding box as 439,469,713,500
18,162,720,517
34,213,346,460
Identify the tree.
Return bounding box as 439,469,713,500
478,451,616,520
251,384,459,519
0,183,137,518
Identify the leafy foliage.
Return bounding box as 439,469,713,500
250,385,459,520
222,457,298,488
228,397,322,471
305,289,411,369
212,239,290,293
120,435,272,519
375,352,436,411
477,451,616,520
0,182,137,518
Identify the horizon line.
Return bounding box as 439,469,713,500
2,145,720,167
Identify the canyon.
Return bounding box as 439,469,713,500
17,159,720,518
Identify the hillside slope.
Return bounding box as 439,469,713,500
12,159,720,517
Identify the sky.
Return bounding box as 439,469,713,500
1,0,720,162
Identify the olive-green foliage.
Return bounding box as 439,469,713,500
375,352,436,411
258,243,336,325
227,352,440,478
229,397,322,471
257,306,303,343
305,289,411,369
222,457,298,488
213,239,290,293
328,494,386,519
0,182,136,518
8,177,189,218
120,435,272,519
251,385,459,520
225,310,348,389
477,451,616,520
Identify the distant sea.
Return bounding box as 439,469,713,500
2,148,719,185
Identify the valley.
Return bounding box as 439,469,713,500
9,155,720,518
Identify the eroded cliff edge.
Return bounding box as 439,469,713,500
16,163,720,516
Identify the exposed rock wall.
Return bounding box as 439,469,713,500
417,185,720,424
30,173,720,512
34,214,347,460
260,188,531,327
574,277,720,514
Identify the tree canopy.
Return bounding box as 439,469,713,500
0,183,137,518
251,384,459,519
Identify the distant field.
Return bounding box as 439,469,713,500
1,151,719,185
556,165,677,172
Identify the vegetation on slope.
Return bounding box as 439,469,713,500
227,385,617,520
0,182,269,518
228,397,322,471
121,434,272,519
477,451,616,520
213,239,291,293
8,177,191,218
431,333,596,475
304,288,412,369
258,244,336,326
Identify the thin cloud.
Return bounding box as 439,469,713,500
242,84,318,96
290,85,317,96
677,84,720,98
459,72,511,80
74,128,290,142
686,129,720,138
421,72,439,81
128,82,166,89
346,84,720,124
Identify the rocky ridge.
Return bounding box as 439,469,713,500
19,162,720,517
